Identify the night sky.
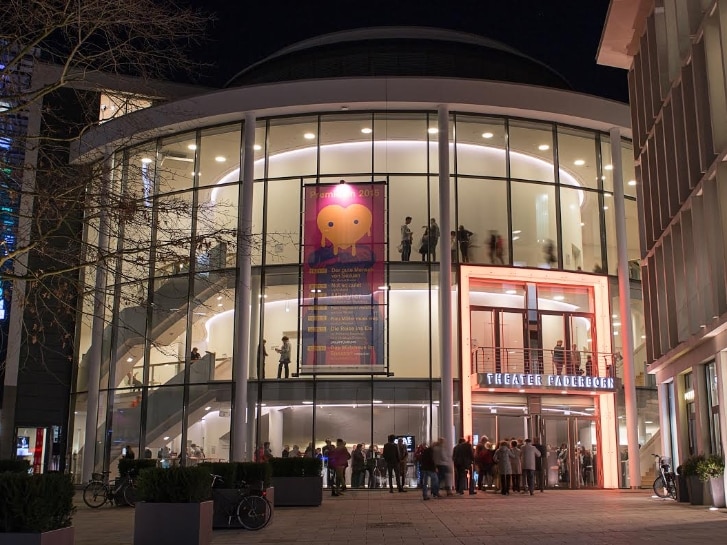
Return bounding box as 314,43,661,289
188,0,628,103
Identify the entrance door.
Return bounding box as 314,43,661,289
471,307,526,373
543,416,598,489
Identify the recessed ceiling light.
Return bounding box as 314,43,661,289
580,222,585,226
427,127,439,134
127,357,134,362
574,159,586,166
205,406,212,411
164,436,170,441
538,144,550,151
141,157,153,164
553,295,565,301
253,144,262,151
303,132,316,140
604,164,614,170
302,401,314,405
215,156,226,162
482,132,494,139
505,289,517,295
217,296,222,300
628,180,637,186
361,127,373,134
187,144,197,150
603,205,609,210
512,230,521,235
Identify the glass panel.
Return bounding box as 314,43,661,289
108,388,142,467
266,178,301,265
469,278,527,309
541,314,566,374
373,113,428,173
149,276,189,388
509,121,554,183
258,381,315,463
143,386,184,463
537,284,593,313
126,144,157,204
557,127,598,189
190,270,235,383
575,419,597,487
561,187,602,272
76,292,95,391
389,283,431,378
197,125,241,188
622,141,637,198
261,271,299,379
455,116,506,178
604,191,617,275
544,418,569,487
184,384,232,463
625,199,640,276
389,176,429,262
196,183,238,271
267,117,317,178
319,113,373,175
158,133,196,193
111,283,148,390
154,191,193,277
456,178,508,264
69,394,87,482
511,182,557,268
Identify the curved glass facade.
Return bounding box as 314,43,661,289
69,112,642,487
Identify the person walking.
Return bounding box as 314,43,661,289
420,443,440,500
383,434,404,493
433,437,454,496
400,216,413,261
520,438,541,495
493,440,517,495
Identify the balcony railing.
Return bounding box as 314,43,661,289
471,347,621,379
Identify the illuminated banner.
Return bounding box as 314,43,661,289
479,372,616,391
301,182,386,374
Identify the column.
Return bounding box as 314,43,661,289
657,382,674,463
437,106,454,448
610,128,640,487
232,113,256,461
81,155,113,482
693,364,711,455
715,351,727,506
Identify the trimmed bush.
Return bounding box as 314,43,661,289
198,462,271,489
118,458,158,476
0,460,31,474
136,466,212,503
0,472,75,533
681,454,706,477
269,457,322,477
696,455,725,482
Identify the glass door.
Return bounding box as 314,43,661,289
471,307,526,373
543,416,598,489
540,312,595,375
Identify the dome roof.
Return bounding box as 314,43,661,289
225,27,571,89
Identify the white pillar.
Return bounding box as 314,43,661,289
437,106,455,448
233,114,256,461
610,128,640,488
81,155,113,481
657,382,673,462
693,364,711,454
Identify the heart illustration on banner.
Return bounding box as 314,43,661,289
317,203,373,256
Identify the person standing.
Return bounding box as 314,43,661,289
351,443,365,488
322,439,335,488
420,443,440,500
510,439,522,493
553,340,565,375
570,343,581,375
190,347,201,361
331,439,350,495
452,437,474,495
493,441,516,495
400,216,413,262
428,218,441,261
397,438,409,489
282,445,290,458
257,339,268,379
275,336,291,378
534,437,547,492
488,231,498,263
383,434,404,493
419,227,430,262
457,225,474,263
520,438,541,495
433,437,454,496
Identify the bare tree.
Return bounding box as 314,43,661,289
0,0,227,459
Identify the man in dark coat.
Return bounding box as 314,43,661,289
452,437,474,495
383,434,404,493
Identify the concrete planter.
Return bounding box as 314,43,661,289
0,527,74,545
687,476,706,505
709,477,726,508
271,476,322,506
134,501,213,545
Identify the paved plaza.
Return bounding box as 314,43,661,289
73,488,727,545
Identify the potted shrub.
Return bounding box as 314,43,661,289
269,457,323,507
133,466,212,545
198,462,273,529
697,455,726,508
0,460,31,474
0,472,75,545
681,454,707,505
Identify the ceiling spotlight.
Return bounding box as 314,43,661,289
361,127,373,134
127,357,134,362
205,406,212,411
187,144,197,151
538,144,550,151
604,164,614,170
303,132,316,140
628,180,637,186
214,156,226,162
574,159,586,166
427,127,439,134
505,289,517,295
553,295,565,301
580,222,585,226
603,205,609,210
482,132,494,139
141,157,153,164
253,144,262,151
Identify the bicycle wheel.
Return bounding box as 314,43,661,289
83,481,108,508
653,475,670,498
236,495,272,531
123,481,137,507
666,475,677,500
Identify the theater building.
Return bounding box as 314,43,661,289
68,28,648,488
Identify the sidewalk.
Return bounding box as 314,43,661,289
73,488,727,545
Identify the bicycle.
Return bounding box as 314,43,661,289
211,474,272,531
82,470,137,508
652,454,677,500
